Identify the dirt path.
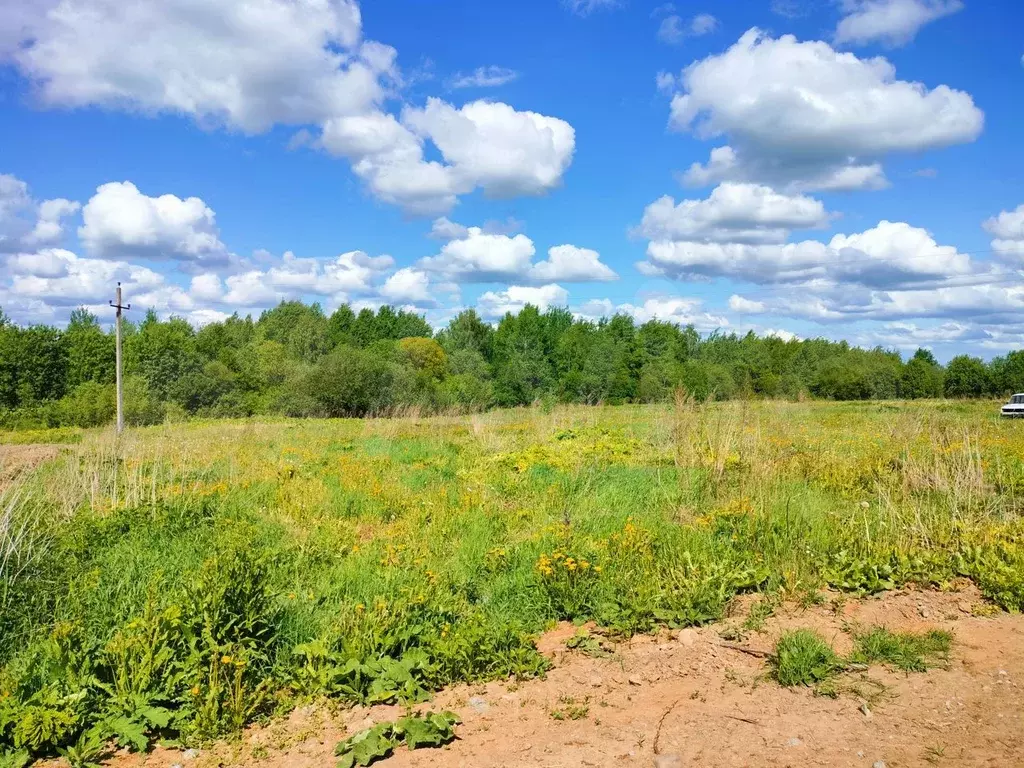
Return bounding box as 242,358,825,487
112,587,1024,768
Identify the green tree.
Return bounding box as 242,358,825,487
257,301,329,362
491,305,554,406
944,355,990,398
126,311,200,400
438,309,493,360
901,354,944,398
990,350,1024,396
327,305,356,347
64,308,115,387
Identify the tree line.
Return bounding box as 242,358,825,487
0,301,1020,429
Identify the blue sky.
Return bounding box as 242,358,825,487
1,0,1022,359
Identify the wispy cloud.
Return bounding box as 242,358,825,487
563,0,621,17
448,66,519,89
657,12,718,45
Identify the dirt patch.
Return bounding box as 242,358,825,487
0,444,61,490
101,587,1024,768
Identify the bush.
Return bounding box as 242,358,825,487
55,382,115,428
123,376,165,427
306,346,412,417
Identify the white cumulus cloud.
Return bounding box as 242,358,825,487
529,245,618,282
1,1,577,217
641,220,974,288
188,249,394,308
320,99,576,215
637,183,831,245
477,284,569,318
79,181,228,264
420,228,535,282
6,247,177,308
0,173,80,252
403,98,575,199
379,267,433,304
421,226,616,283
984,204,1024,260
835,0,963,48
665,28,983,191
5,0,383,133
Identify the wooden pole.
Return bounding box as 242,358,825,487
110,283,130,434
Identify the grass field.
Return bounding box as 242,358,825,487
2,399,1023,760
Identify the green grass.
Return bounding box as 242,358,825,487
0,400,1019,758
771,630,843,687
851,627,953,672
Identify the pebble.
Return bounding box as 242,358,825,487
589,675,604,688
468,695,489,713
786,738,802,747
860,702,872,719
171,764,183,768
654,755,683,768
628,675,642,686
860,501,870,509
183,749,199,760
857,751,865,758
873,762,887,768
678,629,697,648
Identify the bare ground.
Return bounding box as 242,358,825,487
0,444,61,491
95,585,1024,768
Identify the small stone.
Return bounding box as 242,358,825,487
183,749,199,760
678,628,697,648
860,702,872,719
872,762,887,768
918,606,930,619
998,669,1008,677
628,675,642,686
860,501,870,509
589,675,604,688
468,696,489,713
171,764,183,768
857,751,865,758
654,755,683,768
958,601,973,614
786,738,802,747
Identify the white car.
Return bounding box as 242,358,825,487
1001,393,1024,418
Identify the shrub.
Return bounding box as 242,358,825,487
55,382,115,428
306,346,405,417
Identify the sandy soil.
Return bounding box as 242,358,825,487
99,585,1023,768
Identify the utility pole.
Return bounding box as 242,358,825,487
109,282,131,434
